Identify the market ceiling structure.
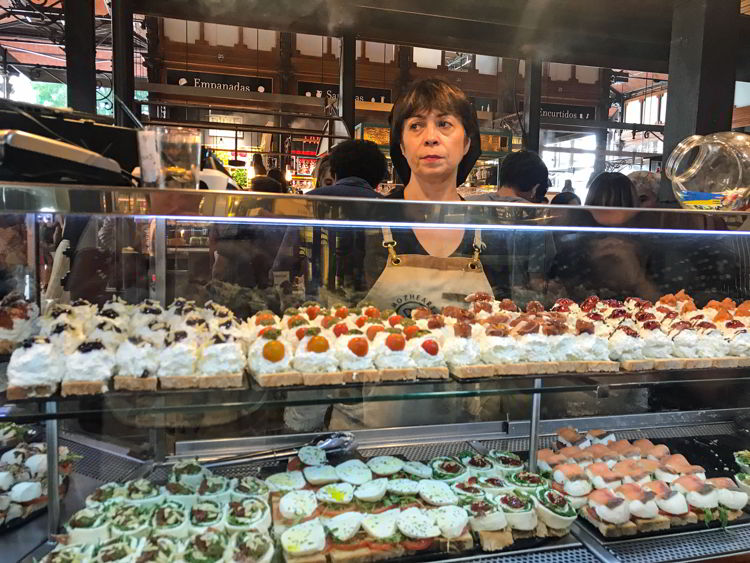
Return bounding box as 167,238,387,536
135,0,750,81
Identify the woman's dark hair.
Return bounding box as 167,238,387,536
267,168,288,193
252,153,267,176
250,176,283,193
315,156,332,186
389,78,481,186
329,139,388,188
551,192,581,205
585,172,639,207
500,151,549,194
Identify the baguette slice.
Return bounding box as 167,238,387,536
378,368,417,382
632,515,670,533
284,554,327,563
511,528,537,541
328,547,372,563
579,508,638,537
113,375,157,391
302,371,345,386
158,375,199,389
620,359,655,372
682,358,712,369
436,531,473,553
665,511,698,527
61,380,108,396
477,528,514,551
197,372,244,389
342,369,380,384
252,371,303,387
711,357,739,368
450,364,495,379
6,384,57,400
369,544,405,562
535,520,571,538
524,361,560,375
585,361,620,373
485,362,529,377
651,358,685,370
415,366,450,380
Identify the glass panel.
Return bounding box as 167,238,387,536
2,190,750,447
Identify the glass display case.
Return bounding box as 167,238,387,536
1,181,750,562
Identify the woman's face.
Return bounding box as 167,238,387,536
401,110,469,183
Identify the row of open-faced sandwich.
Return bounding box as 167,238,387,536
11,288,750,397
0,440,80,527
246,290,750,386
47,446,574,563
540,426,749,537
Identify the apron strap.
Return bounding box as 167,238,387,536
382,227,484,267
381,227,401,265
473,230,485,252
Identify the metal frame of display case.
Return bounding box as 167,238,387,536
3,181,750,562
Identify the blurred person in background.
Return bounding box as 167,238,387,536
267,168,289,194
249,175,283,193
313,155,334,188
628,170,661,208
251,153,267,177
468,150,554,298
551,192,581,205
307,140,387,198
469,150,549,203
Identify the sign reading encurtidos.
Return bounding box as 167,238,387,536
540,103,596,120
166,70,273,94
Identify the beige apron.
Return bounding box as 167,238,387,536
329,227,494,430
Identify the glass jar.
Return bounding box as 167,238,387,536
665,131,750,210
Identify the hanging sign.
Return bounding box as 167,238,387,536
540,103,596,120
297,81,391,103
166,70,273,93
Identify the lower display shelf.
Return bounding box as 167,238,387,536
2,366,750,423
13,420,750,563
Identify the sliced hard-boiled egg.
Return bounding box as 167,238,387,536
324,512,363,542
397,507,441,539
354,478,388,502
281,518,326,556
266,471,306,492
418,479,458,506
363,509,400,539
336,460,373,485
402,461,432,479
316,482,354,504
298,446,327,466
303,465,339,486
387,478,420,496
432,505,469,538
367,456,404,476
279,489,318,520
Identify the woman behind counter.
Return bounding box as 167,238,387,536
362,78,493,315
329,78,497,430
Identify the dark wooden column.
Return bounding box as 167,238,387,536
499,58,520,115
524,58,542,153
660,0,740,203
339,33,356,137
394,45,413,100
112,0,135,126
64,0,96,113
594,68,613,176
